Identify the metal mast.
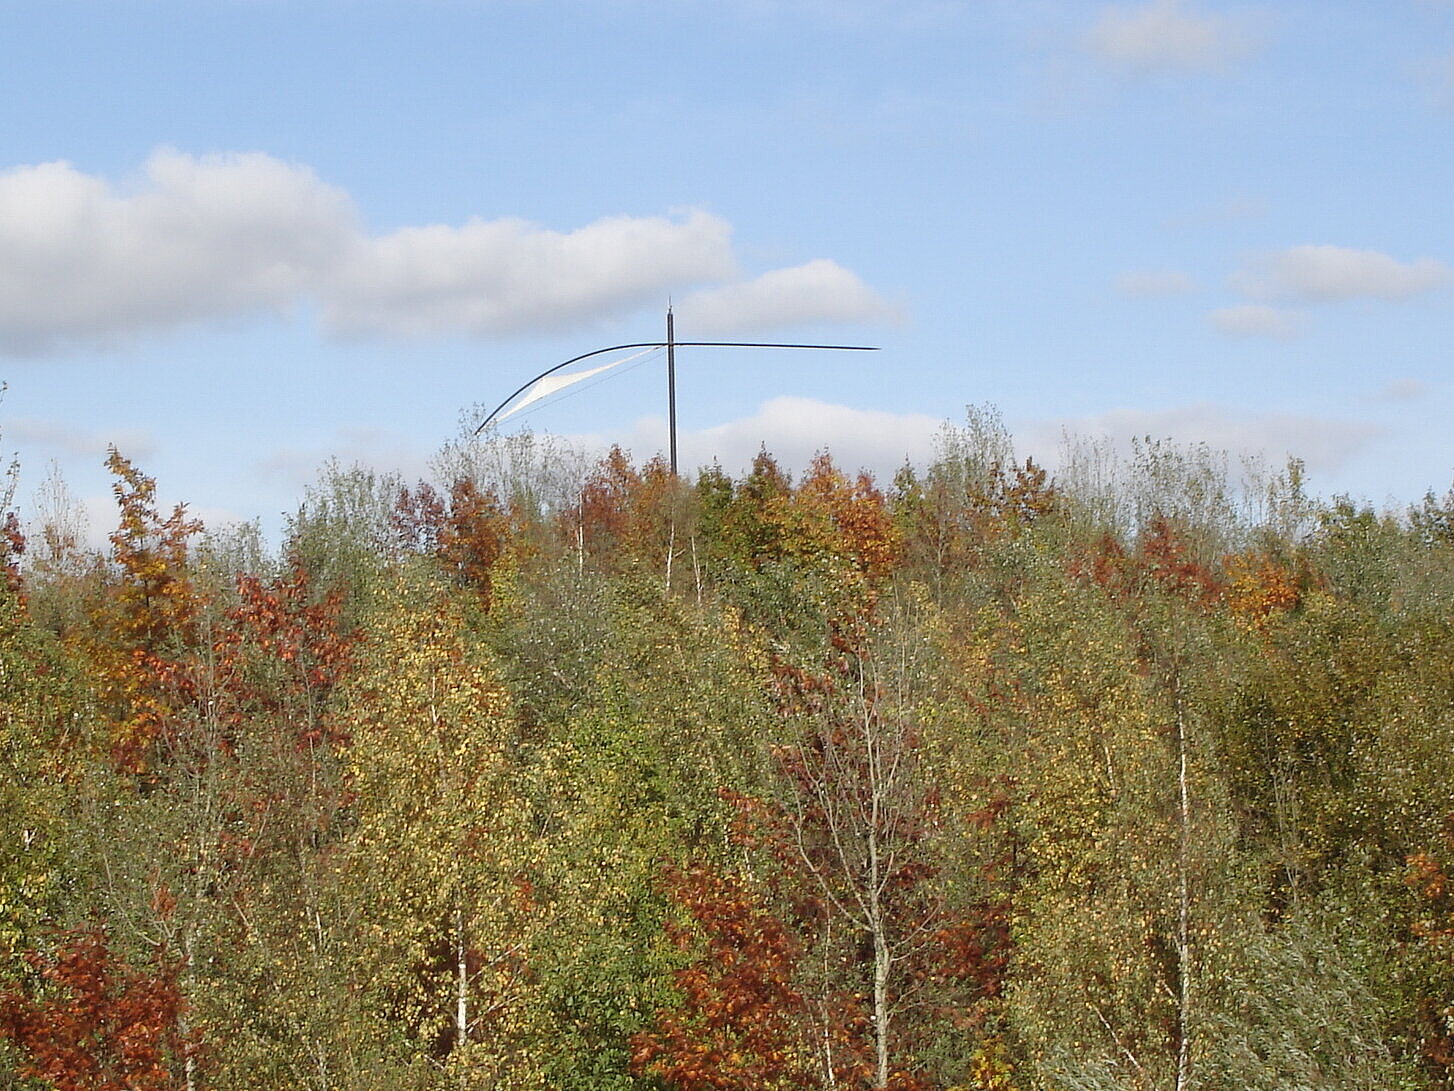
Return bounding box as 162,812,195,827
473,311,880,475
667,307,678,475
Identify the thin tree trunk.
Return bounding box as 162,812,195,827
1174,696,1192,1091
691,535,702,607
872,922,891,1089
576,490,585,576
456,900,470,1058
816,915,839,1089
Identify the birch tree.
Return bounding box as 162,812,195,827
339,567,539,1088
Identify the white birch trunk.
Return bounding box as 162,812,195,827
1175,697,1193,1091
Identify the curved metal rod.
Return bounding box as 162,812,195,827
473,340,879,435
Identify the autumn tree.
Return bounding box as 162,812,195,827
516,576,776,1090
635,590,1011,1090
632,864,819,1090
196,559,365,1088
549,447,695,592
82,450,207,775
1407,819,1454,1084
0,551,85,1091
0,926,194,1090
998,515,1253,1091
394,477,511,607
337,566,539,1087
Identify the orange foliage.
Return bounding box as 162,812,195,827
577,445,642,552
636,641,1011,1090
86,450,206,773
797,455,903,584
554,447,685,574
636,776,1010,1090
1066,533,1129,594
0,927,196,1090
1408,818,1454,1077
1069,516,1221,609
892,458,1055,588
394,479,509,607
967,459,1058,541
1224,551,1302,632
218,562,355,748
2,510,23,597
631,866,817,1091
1137,516,1221,606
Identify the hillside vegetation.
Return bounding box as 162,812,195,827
4,412,1454,1090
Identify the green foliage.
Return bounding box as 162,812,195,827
284,460,402,619
0,580,80,977
519,579,773,1088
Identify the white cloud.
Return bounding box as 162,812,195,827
561,395,944,482
0,150,355,353
682,396,937,476
0,150,887,354
324,210,737,338
1086,0,1260,73
1234,244,1451,303
5,417,156,460
1116,269,1196,296
674,259,900,335
1018,403,1380,477
559,395,1377,489
1209,303,1300,339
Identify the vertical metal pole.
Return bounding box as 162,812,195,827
667,306,678,476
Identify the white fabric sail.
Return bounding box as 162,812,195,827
496,347,656,422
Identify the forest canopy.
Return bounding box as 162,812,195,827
4,409,1454,1090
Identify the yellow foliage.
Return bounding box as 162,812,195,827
1224,551,1301,633
337,569,542,1086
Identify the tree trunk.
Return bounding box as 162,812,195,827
456,896,470,1055
1174,697,1193,1091
872,922,891,1089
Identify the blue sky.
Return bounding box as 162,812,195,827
2,0,1452,544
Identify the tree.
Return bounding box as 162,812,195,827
83,450,206,776
1005,533,1249,1091
635,596,1011,1090
394,478,511,608
1407,818,1454,1084
338,567,538,1087
0,926,194,1090
0,564,83,1081
632,865,819,1090
518,579,772,1090
198,559,364,1089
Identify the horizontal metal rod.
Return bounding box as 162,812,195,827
474,341,879,435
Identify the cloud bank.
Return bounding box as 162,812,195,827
1020,403,1380,477
5,418,157,461
1232,244,1451,303
558,396,943,483
564,397,1378,492
0,150,892,355
675,260,902,335
325,211,738,339
0,151,354,353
